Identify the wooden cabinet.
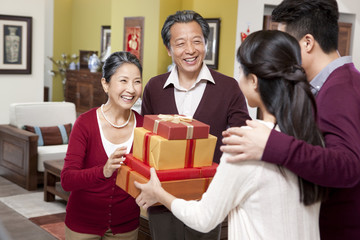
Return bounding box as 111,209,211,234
65,69,107,113
263,16,352,56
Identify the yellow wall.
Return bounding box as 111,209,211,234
53,0,111,100
111,0,161,89
158,0,182,74
190,0,238,77
71,0,111,54
52,0,239,100
52,0,72,101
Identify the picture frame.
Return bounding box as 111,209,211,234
79,50,98,69
0,14,32,74
123,17,144,64
204,18,220,69
100,25,111,59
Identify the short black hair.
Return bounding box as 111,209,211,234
161,10,210,50
102,51,142,83
271,0,339,53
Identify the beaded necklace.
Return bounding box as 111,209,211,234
100,104,132,128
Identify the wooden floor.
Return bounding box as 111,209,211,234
0,176,228,239
0,176,57,240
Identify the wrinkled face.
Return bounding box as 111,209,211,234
103,63,142,110
167,21,206,76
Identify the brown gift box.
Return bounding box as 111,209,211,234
143,114,210,140
133,127,217,170
116,165,213,200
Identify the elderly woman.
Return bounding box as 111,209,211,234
61,51,143,240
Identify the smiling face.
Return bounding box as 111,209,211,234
167,21,206,77
102,63,142,110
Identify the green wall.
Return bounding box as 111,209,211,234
52,0,239,100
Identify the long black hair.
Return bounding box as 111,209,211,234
238,30,327,205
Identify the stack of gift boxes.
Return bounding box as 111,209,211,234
116,114,218,201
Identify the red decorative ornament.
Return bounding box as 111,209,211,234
241,25,251,42
241,32,247,42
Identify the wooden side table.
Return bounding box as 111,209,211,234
43,159,69,202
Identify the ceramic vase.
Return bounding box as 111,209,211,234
88,53,100,72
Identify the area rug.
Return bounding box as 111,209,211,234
0,191,66,239
0,192,66,218
29,212,66,240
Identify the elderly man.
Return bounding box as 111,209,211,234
141,10,250,240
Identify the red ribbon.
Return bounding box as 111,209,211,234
185,139,196,168
143,132,156,165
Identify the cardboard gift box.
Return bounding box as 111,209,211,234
125,154,218,181
116,164,213,200
143,114,210,140
133,127,217,170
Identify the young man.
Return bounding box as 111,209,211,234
142,10,250,240
221,1,360,239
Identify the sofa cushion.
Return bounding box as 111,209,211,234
24,123,72,146
37,145,68,172
9,102,77,129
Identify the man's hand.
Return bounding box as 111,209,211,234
220,120,271,162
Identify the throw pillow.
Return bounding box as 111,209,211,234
24,123,72,146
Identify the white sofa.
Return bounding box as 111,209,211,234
0,102,76,190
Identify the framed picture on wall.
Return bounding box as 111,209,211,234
100,25,111,59
0,14,32,74
204,18,220,69
123,17,144,64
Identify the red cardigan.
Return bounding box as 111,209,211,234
61,108,143,235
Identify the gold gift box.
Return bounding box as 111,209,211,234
133,127,217,170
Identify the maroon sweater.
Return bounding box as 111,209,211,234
142,69,250,163
263,63,360,239
61,108,143,235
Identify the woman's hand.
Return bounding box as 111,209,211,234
103,146,127,178
134,168,162,210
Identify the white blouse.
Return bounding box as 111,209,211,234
171,121,321,240
97,110,136,157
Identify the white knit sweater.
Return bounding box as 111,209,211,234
171,122,321,240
